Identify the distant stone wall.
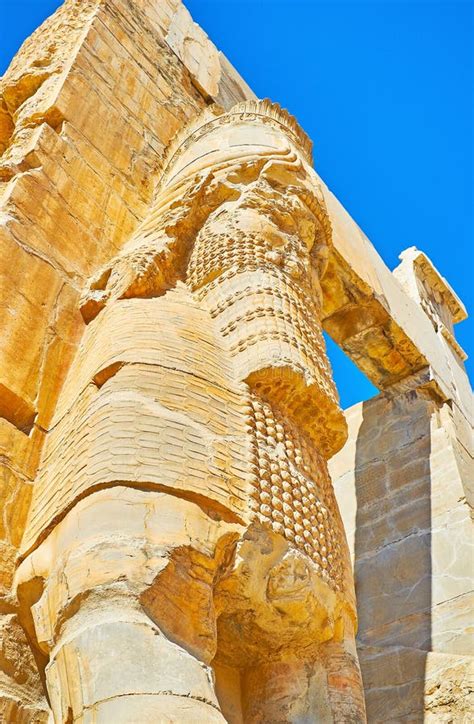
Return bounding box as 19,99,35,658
331,386,473,721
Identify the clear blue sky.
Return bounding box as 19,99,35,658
1,0,472,408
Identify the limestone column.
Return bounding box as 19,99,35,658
17,100,366,722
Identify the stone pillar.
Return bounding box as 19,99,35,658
17,101,365,722
330,250,473,721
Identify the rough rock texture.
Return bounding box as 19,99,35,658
0,0,472,722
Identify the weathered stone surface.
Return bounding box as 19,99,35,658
13,98,364,722
0,0,471,722
331,379,473,721
0,614,49,723
357,644,473,722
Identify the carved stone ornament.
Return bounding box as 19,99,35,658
16,100,366,723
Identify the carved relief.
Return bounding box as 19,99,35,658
247,393,349,594
17,100,365,723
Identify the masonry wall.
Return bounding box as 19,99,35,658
331,390,473,721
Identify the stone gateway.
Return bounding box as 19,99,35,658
0,2,472,722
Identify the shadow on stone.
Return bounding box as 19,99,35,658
353,390,433,722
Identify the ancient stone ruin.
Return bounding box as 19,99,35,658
0,1,472,722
